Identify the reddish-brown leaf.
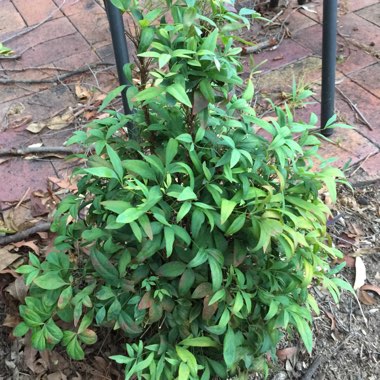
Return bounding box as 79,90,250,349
276,346,298,361
138,292,153,310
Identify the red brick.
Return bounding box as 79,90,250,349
247,39,312,73
337,48,376,75
361,153,380,178
0,158,56,202
294,22,377,75
0,1,26,39
318,128,378,169
7,34,91,67
12,0,63,26
52,49,100,70
0,86,76,128
0,84,47,105
53,0,103,17
346,0,379,13
282,6,317,33
68,8,110,46
339,13,380,48
355,3,380,27
349,62,380,99
2,17,76,53
336,78,380,146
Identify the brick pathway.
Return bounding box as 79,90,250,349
0,0,379,203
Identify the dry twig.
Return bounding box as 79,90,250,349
0,222,51,246
0,146,83,157
0,63,114,84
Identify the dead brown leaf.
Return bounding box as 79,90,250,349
2,201,41,232
47,111,74,131
352,247,380,257
12,240,40,254
2,314,20,328
75,84,92,100
354,257,366,290
361,284,380,297
48,176,78,192
8,115,33,129
0,247,21,272
47,372,68,380
324,310,337,331
30,194,49,217
26,122,46,133
358,289,376,305
276,346,298,361
5,276,28,302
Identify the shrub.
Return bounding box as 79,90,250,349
14,0,352,378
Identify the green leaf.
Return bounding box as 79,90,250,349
44,318,63,345
123,160,157,181
133,86,165,102
99,85,126,111
226,213,246,235
31,329,46,351
164,227,175,257
34,272,68,290
223,326,236,369
67,336,85,360
220,199,237,225
178,269,195,296
178,187,197,202
126,352,154,378
13,322,29,337
116,207,145,224
79,329,97,345
199,79,215,103
180,336,219,348
293,314,313,353
209,257,222,291
159,53,172,68
90,250,119,282
106,144,124,180
156,261,187,278
83,167,118,179
138,27,155,53
178,363,190,380
58,286,72,309
166,83,192,107
242,78,254,102
176,201,192,222
165,138,179,166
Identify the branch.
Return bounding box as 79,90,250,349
0,146,84,157
0,63,114,84
0,222,51,246
241,38,278,54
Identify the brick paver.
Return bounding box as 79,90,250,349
349,62,380,99
0,1,26,39
336,78,380,146
12,0,63,26
356,2,380,27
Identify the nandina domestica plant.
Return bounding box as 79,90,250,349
14,0,352,378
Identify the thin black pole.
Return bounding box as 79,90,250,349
104,1,136,134
320,0,338,137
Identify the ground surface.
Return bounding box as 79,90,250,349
0,0,380,379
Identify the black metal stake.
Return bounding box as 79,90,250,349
320,0,338,137
104,1,136,137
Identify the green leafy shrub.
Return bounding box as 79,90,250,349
15,0,352,378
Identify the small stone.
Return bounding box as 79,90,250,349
271,371,288,380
